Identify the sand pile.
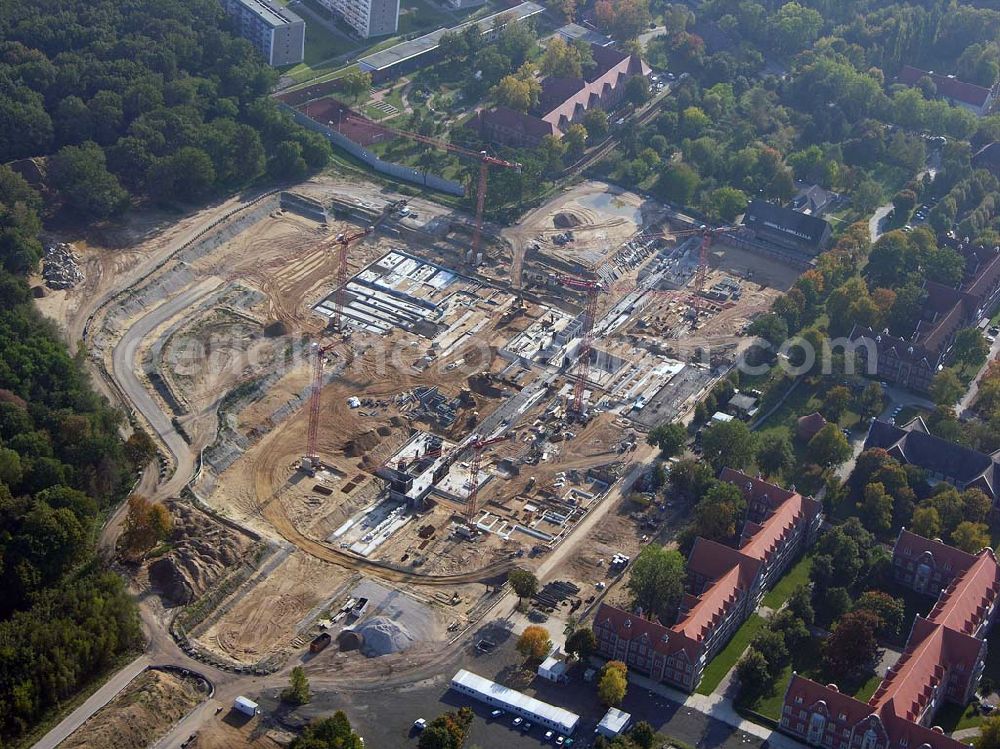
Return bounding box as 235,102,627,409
356,616,415,657
344,429,380,457
148,502,255,605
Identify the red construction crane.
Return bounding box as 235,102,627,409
331,227,371,329
344,115,521,265
463,434,512,523
302,341,337,475
549,274,604,415
328,199,406,331
676,224,742,313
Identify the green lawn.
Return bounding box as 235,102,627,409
762,553,813,609
753,639,880,721
696,615,766,695
934,701,984,733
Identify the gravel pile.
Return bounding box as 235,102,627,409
356,616,414,657
43,243,84,289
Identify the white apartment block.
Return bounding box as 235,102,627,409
220,0,306,66
318,0,399,38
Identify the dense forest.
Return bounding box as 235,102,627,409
0,0,347,739
0,0,332,244
0,164,146,744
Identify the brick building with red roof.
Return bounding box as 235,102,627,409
779,532,1000,749
593,470,822,691
897,66,996,117
467,42,651,148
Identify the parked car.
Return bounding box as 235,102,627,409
513,717,523,728
490,709,504,718
522,721,533,732
413,719,427,732
545,730,555,741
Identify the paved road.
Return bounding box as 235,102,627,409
32,657,151,749
110,277,224,500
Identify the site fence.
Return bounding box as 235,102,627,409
279,103,466,197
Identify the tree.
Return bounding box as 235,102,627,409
147,146,216,203
808,424,852,467
751,629,790,680
951,521,990,553
708,187,747,222
646,422,686,457
823,610,880,679
541,37,583,78
736,648,772,704
594,0,651,39
419,708,474,749
583,109,609,141
962,489,993,524
120,494,172,558
282,666,311,705
564,123,588,156
771,609,811,650
952,327,990,368
701,419,757,471
48,141,129,218
693,481,748,543
341,70,372,104
756,433,794,477
822,386,852,422
860,383,884,419
565,627,597,660
975,714,1000,749
626,545,685,620
892,189,917,218
516,625,552,661
929,369,964,407
290,711,364,749
861,482,893,534
624,75,651,106
508,568,538,603
773,2,823,53
628,720,656,748
493,74,541,113
910,505,941,539
123,430,157,468
598,661,628,705
659,162,700,205
787,584,815,626
855,590,905,640
269,140,308,180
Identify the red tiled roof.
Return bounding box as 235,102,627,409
797,412,827,441
720,467,798,508
785,674,874,726
540,44,650,129
593,602,699,660
687,537,760,584
785,675,971,749
898,66,993,107
926,550,1000,635
893,529,978,578
674,564,745,642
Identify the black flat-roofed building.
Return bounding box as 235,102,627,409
742,200,832,257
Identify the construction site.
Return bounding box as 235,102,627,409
48,170,799,689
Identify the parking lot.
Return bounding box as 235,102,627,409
283,630,771,749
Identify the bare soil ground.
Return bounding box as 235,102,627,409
710,243,803,291
503,180,661,287
194,551,351,665
59,669,206,749
141,500,258,607
186,715,282,749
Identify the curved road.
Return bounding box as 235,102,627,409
111,277,225,500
